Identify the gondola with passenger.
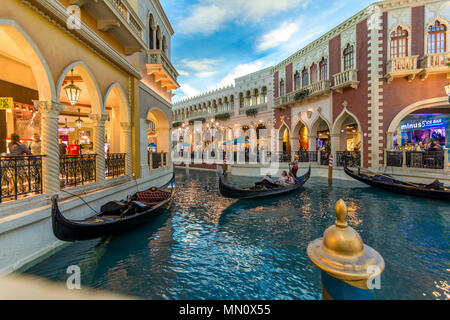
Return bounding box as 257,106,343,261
51,174,175,241
343,164,450,201
218,166,311,199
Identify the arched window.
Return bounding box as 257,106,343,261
149,17,154,49
294,71,301,90
239,93,244,107
280,79,285,97
319,58,328,80
427,21,447,54
310,63,318,83
390,26,408,58
162,36,167,54
343,44,354,70
156,28,161,50
301,68,309,88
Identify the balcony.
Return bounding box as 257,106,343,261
287,80,331,104
419,52,450,79
385,56,420,83
273,96,287,109
332,69,359,93
239,103,268,115
69,0,146,55
146,49,180,92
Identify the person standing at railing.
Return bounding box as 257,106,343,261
8,133,31,156
29,133,41,155
59,138,67,156
68,139,81,156
428,141,442,152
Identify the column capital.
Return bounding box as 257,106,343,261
89,113,109,123
33,100,65,114
120,122,131,129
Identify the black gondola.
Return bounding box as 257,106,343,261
51,175,175,241
344,165,450,201
218,166,311,199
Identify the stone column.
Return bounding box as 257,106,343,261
90,114,108,184
33,101,64,195
330,133,340,165
120,122,132,177
141,119,151,177
386,132,394,150
308,135,317,151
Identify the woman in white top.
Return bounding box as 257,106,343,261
277,171,289,185
29,133,41,155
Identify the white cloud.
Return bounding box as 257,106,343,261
196,71,216,77
178,83,200,99
178,69,190,76
217,61,267,87
178,0,312,35
181,58,220,72
257,22,300,52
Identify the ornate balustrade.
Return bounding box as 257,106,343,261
385,56,420,83
146,50,180,92
149,152,169,169
0,156,44,203
60,155,97,189
105,153,126,178
332,69,359,93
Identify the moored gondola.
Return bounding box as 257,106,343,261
218,166,311,199
344,165,450,201
52,174,175,241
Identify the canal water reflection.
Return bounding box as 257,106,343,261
25,169,449,300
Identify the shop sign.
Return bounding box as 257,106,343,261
0,97,13,110
400,119,444,130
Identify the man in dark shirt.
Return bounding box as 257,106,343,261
59,139,67,155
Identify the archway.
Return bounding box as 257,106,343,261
311,116,331,151
278,123,291,157
56,61,104,187
332,110,362,166
147,107,170,170
0,20,55,198
292,119,309,152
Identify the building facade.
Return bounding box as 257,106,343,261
272,0,450,169
0,0,177,273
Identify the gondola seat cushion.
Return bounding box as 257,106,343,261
100,201,128,216
135,190,170,206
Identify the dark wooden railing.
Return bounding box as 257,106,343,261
386,151,403,167
105,153,126,178
0,155,44,203
406,151,444,169
60,154,96,189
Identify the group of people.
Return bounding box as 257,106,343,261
7,133,41,156
395,141,444,152
262,170,297,186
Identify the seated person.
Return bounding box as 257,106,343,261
255,173,278,189
277,171,289,185
287,172,296,184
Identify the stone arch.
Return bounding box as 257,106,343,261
311,114,332,151
56,60,104,115
104,83,130,154
386,96,448,149
292,118,310,152
147,106,170,153
332,107,363,158
278,122,291,153
0,19,55,101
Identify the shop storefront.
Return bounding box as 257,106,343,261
394,113,450,150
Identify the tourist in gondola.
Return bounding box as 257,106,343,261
291,155,299,177
277,171,289,185
287,172,296,184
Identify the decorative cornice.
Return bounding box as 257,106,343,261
152,0,175,35
21,0,142,79
139,81,172,108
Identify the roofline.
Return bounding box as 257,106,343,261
153,0,175,35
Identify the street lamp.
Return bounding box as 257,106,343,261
445,83,450,103
75,108,83,129
64,69,81,106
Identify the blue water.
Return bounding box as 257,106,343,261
25,169,449,299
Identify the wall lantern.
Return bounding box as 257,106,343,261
64,69,81,106
445,83,450,103
75,108,83,129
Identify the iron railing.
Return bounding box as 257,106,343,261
60,155,97,189
105,153,126,178
406,151,444,169
298,151,318,162
149,152,169,169
0,156,44,203
386,151,403,167
336,151,361,167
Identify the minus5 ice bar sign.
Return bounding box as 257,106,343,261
401,119,444,130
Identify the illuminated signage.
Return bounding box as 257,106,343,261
0,97,13,110
400,119,444,130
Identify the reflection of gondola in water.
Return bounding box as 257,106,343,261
218,166,311,199
343,165,450,201
52,175,175,241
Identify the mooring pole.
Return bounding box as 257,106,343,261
328,154,333,184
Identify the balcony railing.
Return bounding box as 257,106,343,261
146,50,180,92
239,103,268,115
0,156,44,203
385,56,420,83
332,69,359,93
287,80,331,104
60,155,97,189
297,151,318,162
107,0,143,38
386,151,403,167
419,52,450,79
386,150,447,170
336,151,361,167
105,153,126,178
274,96,287,107
149,152,169,169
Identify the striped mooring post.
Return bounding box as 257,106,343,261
307,199,385,300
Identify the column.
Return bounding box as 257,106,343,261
141,119,151,177
443,148,449,173
330,133,340,165
386,132,394,150
120,122,132,177
33,101,65,194
90,114,108,184
308,135,317,151
156,125,171,167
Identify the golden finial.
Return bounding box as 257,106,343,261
335,199,348,228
